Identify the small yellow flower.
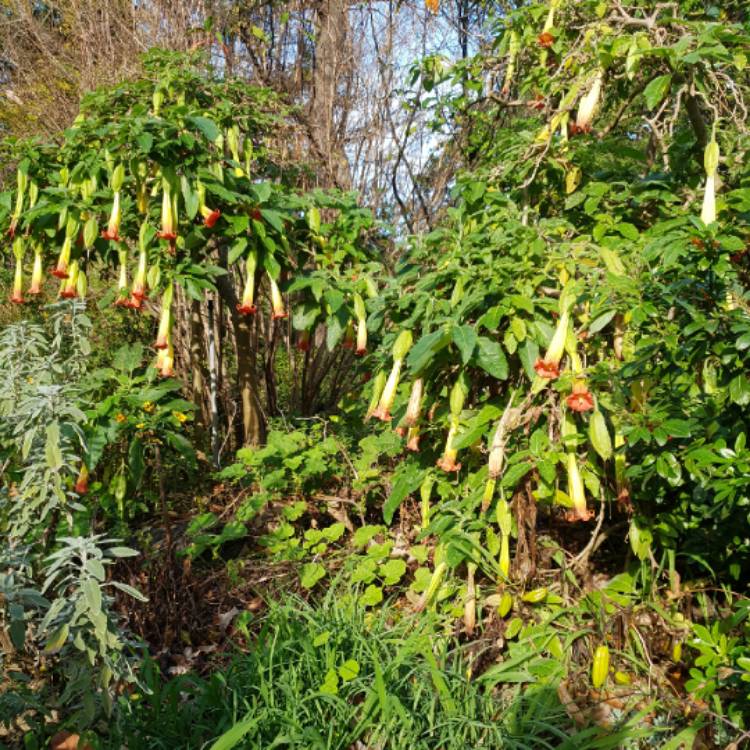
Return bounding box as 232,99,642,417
115,413,127,423
142,401,156,413
173,411,188,423
135,422,145,429
27,377,33,384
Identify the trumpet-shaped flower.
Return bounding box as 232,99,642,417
52,236,73,279
566,453,593,522
437,374,468,472
297,329,311,352
156,336,175,377
154,283,174,349
701,140,720,225
157,177,178,240
436,419,461,472
566,381,594,412
10,239,25,304
534,308,569,379
371,330,413,422
574,70,603,133
114,250,130,307
8,165,28,239
29,244,44,295
132,248,148,301
404,378,424,427
269,274,287,320
353,292,368,356
197,180,221,228
237,251,258,315
60,261,79,299
74,464,89,495
406,426,421,452
365,371,387,422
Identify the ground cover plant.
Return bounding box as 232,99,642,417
2,1,750,749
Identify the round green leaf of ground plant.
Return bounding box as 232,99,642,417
410,566,433,593
300,562,327,589
320,668,339,695
353,525,383,547
313,631,331,647
338,659,360,682
380,558,407,585
359,584,383,607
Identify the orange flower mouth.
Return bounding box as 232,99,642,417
204,209,221,228
566,388,594,412
436,455,461,473
236,303,257,316
370,405,392,422
534,358,560,379
538,32,554,48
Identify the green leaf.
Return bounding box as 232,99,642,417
85,559,106,582
589,410,613,461
475,337,509,380
107,547,139,558
383,463,424,524
643,75,671,109
45,423,62,470
452,324,477,364
589,310,617,334
407,328,450,373
359,584,383,607
300,562,327,589
208,716,260,750
83,578,102,614
655,452,683,486
187,115,220,142
110,581,148,602
338,659,360,681
353,525,383,547
519,340,540,380
44,623,69,654
380,558,407,585
501,462,532,489
730,374,750,406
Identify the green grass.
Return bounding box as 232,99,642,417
109,589,649,750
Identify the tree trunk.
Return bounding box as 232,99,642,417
310,0,352,188
215,247,266,446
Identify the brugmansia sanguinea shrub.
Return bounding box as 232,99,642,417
371,330,413,422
